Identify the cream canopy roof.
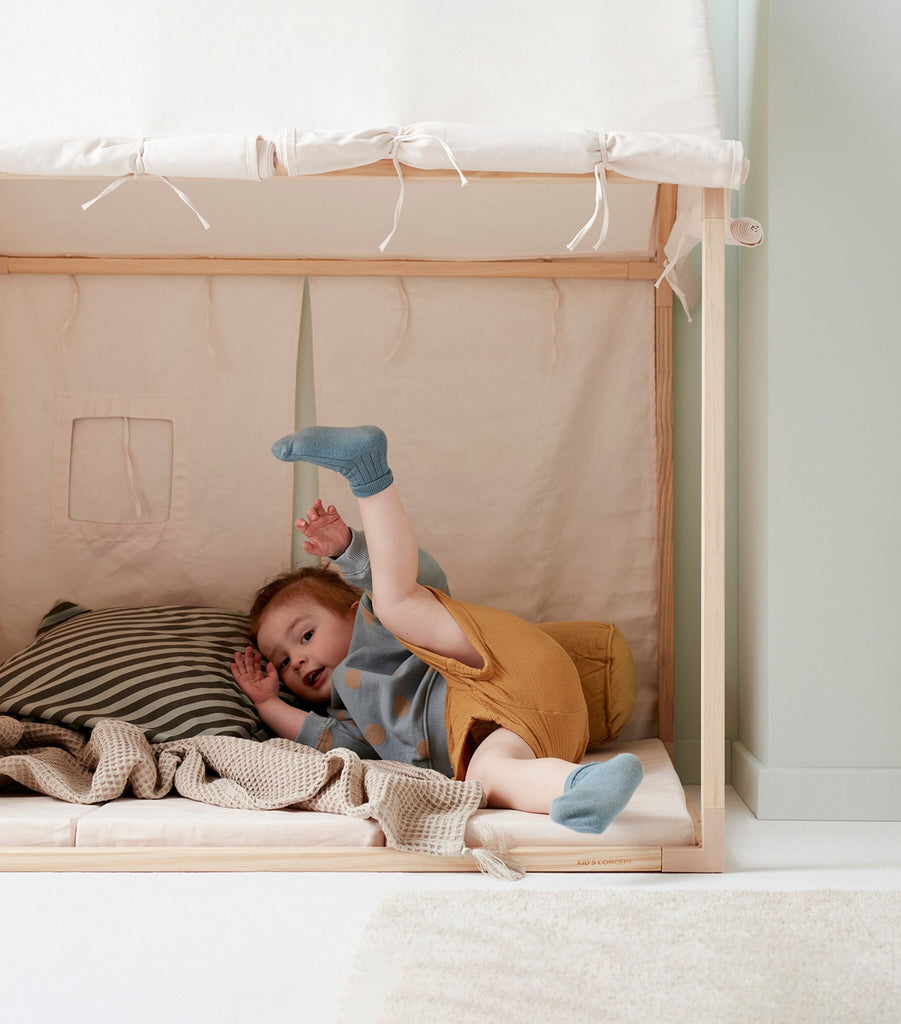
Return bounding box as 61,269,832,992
1,0,749,299
2,0,725,138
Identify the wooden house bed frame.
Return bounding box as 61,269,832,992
0,167,726,874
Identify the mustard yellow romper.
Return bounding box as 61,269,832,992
398,588,590,779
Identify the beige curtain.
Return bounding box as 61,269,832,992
310,276,659,740
0,275,302,660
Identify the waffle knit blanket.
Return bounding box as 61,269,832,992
0,715,486,859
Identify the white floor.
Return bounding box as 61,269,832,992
4,787,900,1024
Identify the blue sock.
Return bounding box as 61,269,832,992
271,425,394,498
549,753,644,834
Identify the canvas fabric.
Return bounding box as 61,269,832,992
309,276,660,740
0,275,301,661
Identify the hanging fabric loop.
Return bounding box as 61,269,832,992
379,127,469,252
384,278,411,361
121,417,145,519
548,279,562,375
566,135,610,252
60,275,80,344
204,277,226,377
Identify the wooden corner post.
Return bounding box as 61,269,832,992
655,183,677,755
663,187,726,871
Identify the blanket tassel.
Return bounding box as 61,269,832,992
463,844,526,882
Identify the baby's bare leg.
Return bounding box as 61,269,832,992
467,727,644,832
272,424,482,667
466,728,573,811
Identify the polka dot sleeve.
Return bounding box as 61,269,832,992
295,709,377,758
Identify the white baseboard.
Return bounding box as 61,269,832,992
732,742,901,821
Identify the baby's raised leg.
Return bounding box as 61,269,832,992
467,728,644,833
272,425,482,667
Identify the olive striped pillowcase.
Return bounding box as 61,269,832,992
0,602,268,744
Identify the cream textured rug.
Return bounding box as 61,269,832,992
337,889,900,1024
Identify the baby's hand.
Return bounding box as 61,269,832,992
230,646,280,706
296,498,352,558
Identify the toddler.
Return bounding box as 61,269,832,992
231,425,642,834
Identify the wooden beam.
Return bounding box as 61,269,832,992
3,255,664,280
655,307,675,750
272,160,645,184
659,187,727,874
0,844,664,873
655,184,677,751
1,166,656,185
699,187,727,846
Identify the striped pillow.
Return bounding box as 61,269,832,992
0,601,269,744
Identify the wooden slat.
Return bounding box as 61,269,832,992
0,165,653,185
3,256,663,280
655,308,675,749
661,188,726,874
0,844,664,873
700,187,727,819
273,160,646,184
655,185,677,750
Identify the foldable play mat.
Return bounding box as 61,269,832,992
0,0,755,873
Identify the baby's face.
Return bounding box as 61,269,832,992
256,593,355,703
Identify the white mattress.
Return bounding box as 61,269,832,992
0,738,693,851
73,795,386,848
465,739,695,849
0,791,102,847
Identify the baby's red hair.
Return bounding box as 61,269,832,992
248,565,363,642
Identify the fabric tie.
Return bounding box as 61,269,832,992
566,135,610,252
81,138,211,230
654,234,692,319
379,127,469,252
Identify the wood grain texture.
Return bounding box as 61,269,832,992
0,844,664,873
5,256,663,280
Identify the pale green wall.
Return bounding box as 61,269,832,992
736,0,771,766
734,0,901,818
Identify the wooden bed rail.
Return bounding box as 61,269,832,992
0,165,652,185
0,845,665,873
272,162,649,182
1,255,664,280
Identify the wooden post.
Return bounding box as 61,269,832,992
655,184,677,753
663,187,726,871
